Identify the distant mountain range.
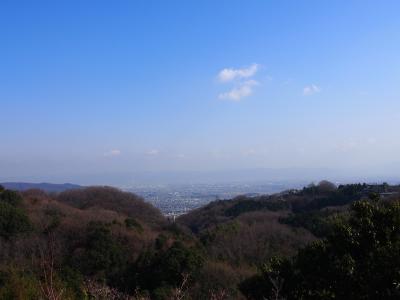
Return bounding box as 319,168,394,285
0,182,82,193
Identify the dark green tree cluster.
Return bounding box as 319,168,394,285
225,197,290,217
279,210,337,237
71,221,128,280
241,197,400,299
64,221,204,299
0,186,31,239
124,239,204,299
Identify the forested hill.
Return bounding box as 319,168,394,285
0,182,400,299
178,181,400,299
179,181,399,236
0,182,82,193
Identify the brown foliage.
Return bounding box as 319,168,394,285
57,186,165,227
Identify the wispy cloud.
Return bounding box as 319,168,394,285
217,64,260,101
303,84,321,96
218,64,259,82
104,149,121,157
219,80,259,101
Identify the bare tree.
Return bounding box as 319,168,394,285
84,279,129,299
209,288,227,300
172,272,190,300
38,233,64,300
267,274,285,300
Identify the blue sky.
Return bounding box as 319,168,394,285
1,1,400,185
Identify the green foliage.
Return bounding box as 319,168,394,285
242,199,400,299
225,197,289,217
159,241,204,283
155,233,168,250
165,222,187,237
0,268,40,300
74,222,128,281
0,188,31,239
0,189,23,207
0,202,32,239
200,221,240,245
131,241,204,297
43,207,64,234
152,285,174,300
280,210,338,237
124,217,143,232
59,266,85,299
293,183,368,212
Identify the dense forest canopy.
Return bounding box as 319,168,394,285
0,182,399,299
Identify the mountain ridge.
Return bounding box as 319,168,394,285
0,182,82,192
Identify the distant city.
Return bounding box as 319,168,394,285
127,182,304,216
3,179,399,217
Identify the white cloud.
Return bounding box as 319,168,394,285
104,149,121,157
218,80,259,101
303,84,321,96
146,149,159,156
218,64,259,82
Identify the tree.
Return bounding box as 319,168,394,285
129,241,204,298
0,202,32,240
0,189,23,206
317,180,337,192
241,198,400,299
72,222,127,281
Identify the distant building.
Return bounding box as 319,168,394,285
380,192,398,199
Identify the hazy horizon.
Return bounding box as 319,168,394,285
2,165,400,187
2,1,400,186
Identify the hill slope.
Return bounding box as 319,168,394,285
1,182,399,299
57,186,166,227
